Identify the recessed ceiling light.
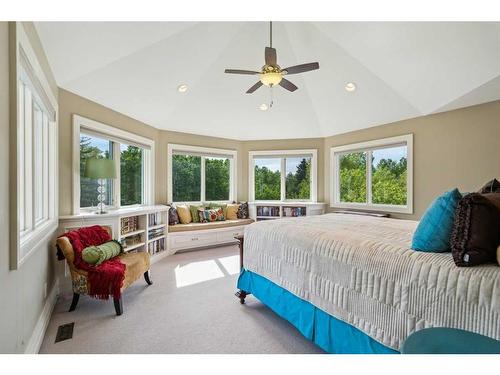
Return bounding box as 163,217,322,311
345,82,356,92
177,84,188,93
259,103,268,111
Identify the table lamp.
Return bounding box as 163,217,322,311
84,158,117,214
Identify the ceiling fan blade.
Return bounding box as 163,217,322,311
246,81,263,94
279,78,298,92
265,47,277,66
225,69,260,75
283,62,319,75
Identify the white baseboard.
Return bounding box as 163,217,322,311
25,280,59,354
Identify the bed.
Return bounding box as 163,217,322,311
236,213,500,354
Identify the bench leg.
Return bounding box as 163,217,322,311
235,290,248,304
144,270,153,285
69,293,80,312
113,297,123,316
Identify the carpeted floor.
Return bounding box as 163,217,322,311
40,244,324,354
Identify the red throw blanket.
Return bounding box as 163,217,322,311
62,225,126,300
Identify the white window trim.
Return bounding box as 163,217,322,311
10,23,59,270
167,144,237,204
249,149,318,203
330,134,413,214
72,115,155,215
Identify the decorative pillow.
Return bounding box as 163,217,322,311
198,207,225,223
176,204,192,224
225,203,239,220
451,193,500,267
82,240,122,266
168,205,179,225
237,202,249,219
478,178,500,194
189,204,204,223
411,189,462,252
206,202,228,218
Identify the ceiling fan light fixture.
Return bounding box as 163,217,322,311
260,72,283,87
345,82,356,92
177,84,188,93
259,103,268,111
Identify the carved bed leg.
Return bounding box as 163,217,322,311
113,297,123,316
235,290,248,304
144,270,153,285
69,293,80,312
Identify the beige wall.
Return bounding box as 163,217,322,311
0,22,59,353
324,100,500,220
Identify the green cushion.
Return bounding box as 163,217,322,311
82,240,123,266
189,204,204,223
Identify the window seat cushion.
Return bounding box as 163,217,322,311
169,218,254,233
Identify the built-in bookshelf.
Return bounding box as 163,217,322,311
59,205,170,263
249,202,326,221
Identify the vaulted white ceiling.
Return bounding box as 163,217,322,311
35,22,500,140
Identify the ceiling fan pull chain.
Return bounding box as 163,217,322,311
270,85,274,108
270,21,272,48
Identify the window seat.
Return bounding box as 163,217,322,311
169,219,254,233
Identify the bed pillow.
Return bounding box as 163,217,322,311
82,240,122,266
168,205,179,225
189,204,204,223
176,204,192,224
450,193,500,267
198,207,225,223
411,188,462,252
478,178,500,194
225,203,239,220
237,202,249,219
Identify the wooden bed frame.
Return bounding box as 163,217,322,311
234,235,249,304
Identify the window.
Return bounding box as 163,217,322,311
249,150,317,202
12,23,59,269
73,115,154,214
331,134,413,214
168,144,237,203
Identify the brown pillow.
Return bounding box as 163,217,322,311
451,193,500,267
478,178,500,193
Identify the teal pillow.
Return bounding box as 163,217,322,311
82,240,122,265
412,189,462,252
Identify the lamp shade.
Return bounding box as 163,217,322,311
84,158,117,179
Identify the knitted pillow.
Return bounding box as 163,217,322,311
451,193,500,267
198,207,225,223
82,240,123,266
237,202,249,219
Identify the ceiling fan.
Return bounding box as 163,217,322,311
224,22,320,94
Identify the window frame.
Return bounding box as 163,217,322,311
330,134,413,214
249,149,318,203
167,144,237,204
72,115,155,214
10,22,59,270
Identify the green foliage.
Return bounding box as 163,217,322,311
286,158,311,199
120,146,143,206
339,151,407,205
254,165,281,200
205,158,230,201
80,136,112,207
172,155,201,202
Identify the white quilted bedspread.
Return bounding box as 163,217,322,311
243,213,500,350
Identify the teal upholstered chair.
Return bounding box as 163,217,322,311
402,328,500,354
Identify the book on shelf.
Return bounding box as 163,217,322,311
148,212,162,226
256,205,280,217
148,227,164,241
148,238,165,255
121,216,139,235
282,206,307,217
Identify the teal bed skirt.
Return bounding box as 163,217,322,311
237,269,398,354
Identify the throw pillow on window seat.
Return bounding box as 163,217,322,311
168,205,179,225
237,202,249,219
189,204,204,223
198,207,225,223
451,193,500,267
176,204,192,224
411,188,462,253
205,202,228,218
225,203,239,220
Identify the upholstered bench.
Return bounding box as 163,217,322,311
168,218,254,252
57,235,153,316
